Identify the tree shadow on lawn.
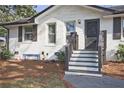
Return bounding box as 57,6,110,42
0,73,66,88
0,60,65,86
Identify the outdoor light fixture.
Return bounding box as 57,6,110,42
78,19,81,24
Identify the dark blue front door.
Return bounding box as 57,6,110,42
85,19,100,50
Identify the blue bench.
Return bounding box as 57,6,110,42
23,54,40,60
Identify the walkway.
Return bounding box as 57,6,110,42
64,75,124,88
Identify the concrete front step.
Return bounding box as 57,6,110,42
73,50,98,54
65,71,102,77
70,57,98,62
69,61,99,66
72,53,98,58
67,50,100,76
69,66,99,72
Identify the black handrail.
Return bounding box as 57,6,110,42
98,30,106,73
98,32,103,73
65,43,72,71
98,46,102,72
65,32,78,71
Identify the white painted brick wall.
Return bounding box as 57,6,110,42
7,5,124,60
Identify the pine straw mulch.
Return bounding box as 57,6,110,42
102,61,124,80
1,60,124,87
0,60,74,88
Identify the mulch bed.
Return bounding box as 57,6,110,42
0,60,74,88
3,60,124,87
102,61,124,80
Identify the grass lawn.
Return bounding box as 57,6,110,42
0,60,71,88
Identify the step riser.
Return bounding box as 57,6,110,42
70,58,98,62
66,50,100,76
65,71,102,77
69,66,99,71
73,51,98,54
69,62,98,66
72,54,98,58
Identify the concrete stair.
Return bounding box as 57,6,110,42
65,50,102,77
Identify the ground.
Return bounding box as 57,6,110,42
0,60,73,88
64,61,124,88
0,60,124,88
102,61,124,80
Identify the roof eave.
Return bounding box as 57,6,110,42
0,22,36,27
0,5,119,26
87,5,116,12
30,5,55,19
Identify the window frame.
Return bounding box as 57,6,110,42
121,17,124,40
24,25,33,41
65,20,76,33
47,23,56,44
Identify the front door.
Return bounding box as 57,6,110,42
85,19,100,50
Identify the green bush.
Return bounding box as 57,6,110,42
115,44,124,61
55,51,65,62
0,49,14,60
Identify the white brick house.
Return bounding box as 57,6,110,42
1,5,124,76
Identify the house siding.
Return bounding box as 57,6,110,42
104,18,124,60
7,5,124,60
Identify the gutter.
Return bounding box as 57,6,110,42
87,5,116,12
103,13,124,18
0,20,34,26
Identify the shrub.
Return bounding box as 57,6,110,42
55,51,65,62
0,49,14,60
115,44,124,61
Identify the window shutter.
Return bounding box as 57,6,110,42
18,26,22,42
32,24,37,41
113,17,121,40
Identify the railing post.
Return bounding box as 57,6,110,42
98,46,102,73
98,30,107,73
65,44,69,71
65,32,78,71
75,34,78,50
102,30,107,63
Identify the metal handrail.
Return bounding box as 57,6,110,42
98,31,103,73
98,30,106,73
65,32,78,71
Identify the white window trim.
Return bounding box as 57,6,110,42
46,22,56,45
22,26,33,43
65,20,76,34
121,17,124,41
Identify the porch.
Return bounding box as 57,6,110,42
64,29,107,76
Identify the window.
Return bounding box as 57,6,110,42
113,17,124,40
48,23,56,43
122,19,124,37
24,26,33,41
66,21,76,32
113,17,121,40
